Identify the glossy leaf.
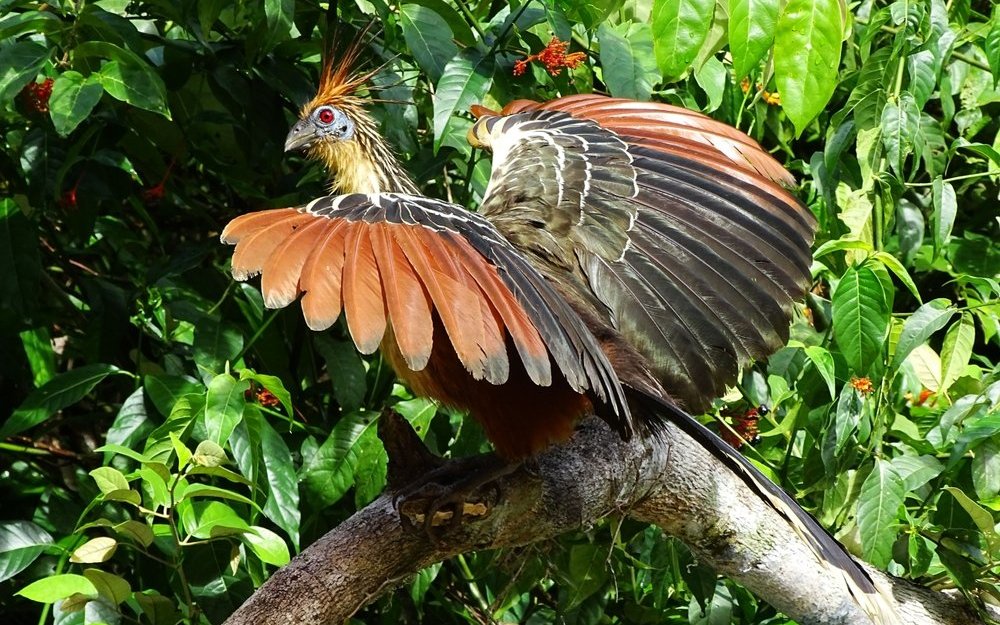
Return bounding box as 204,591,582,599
0,521,53,583
857,459,905,568
243,526,290,566
728,0,779,79
940,314,975,392
432,49,494,151
891,298,954,369
832,265,890,375
652,0,715,81
400,4,458,82
91,53,170,117
203,373,248,446
48,71,103,136
931,177,957,257
2,364,124,438
17,574,97,603
774,0,843,133
598,21,658,101
0,42,48,104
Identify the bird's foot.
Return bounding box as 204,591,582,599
377,407,521,539
392,454,520,538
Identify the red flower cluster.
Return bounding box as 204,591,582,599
513,37,587,77
244,386,281,408
21,78,54,115
721,406,764,449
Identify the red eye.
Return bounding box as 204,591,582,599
318,108,335,124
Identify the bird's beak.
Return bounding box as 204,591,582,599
284,120,316,152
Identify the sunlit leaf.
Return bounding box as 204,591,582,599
774,0,843,133
598,21,658,101
48,71,103,136
17,574,96,603
728,0,778,79
0,521,53,583
857,459,904,568
832,265,890,375
70,537,117,564
940,313,975,393
652,0,714,81
400,4,458,82
432,49,494,151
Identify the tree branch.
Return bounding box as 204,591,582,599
225,417,988,625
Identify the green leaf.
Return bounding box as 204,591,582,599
432,49,494,152
940,313,975,392
113,520,154,548
845,47,893,131
773,0,843,134
242,526,290,566
19,327,55,387
400,4,458,82
880,93,920,177
931,177,957,258
728,0,779,79
315,335,367,411
944,487,1000,551
652,0,715,81
598,21,658,101
90,467,129,495
83,568,130,605
0,521,53,583
97,60,169,118
907,50,936,107
986,7,1000,87
247,408,300,548
693,55,726,113
889,455,944,492
48,71,103,136
873,251,921,303
0,199,41,328
0,41,48,104
179,501,249,539
143,375,203,418
17,574,97,603
1,364,124,437
194,319,244,374
857,459,905,568
263,0,293,51
203,373,248,446
106,387,155,454
973,440,1000,501
179,484,257,508
832,266,890,375
70,537,117,564
891,298,954,369
813,237,873,258
301,411,379,508
0,11,62,41
192,440,228,467
804,345,836,400
563,543,609,610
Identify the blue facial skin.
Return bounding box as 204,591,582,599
312,105,355,141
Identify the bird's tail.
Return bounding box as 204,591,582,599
626,386,900,625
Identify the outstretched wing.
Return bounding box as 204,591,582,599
220,193,631,433
470,94,816,411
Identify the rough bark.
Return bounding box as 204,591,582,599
224,416,989,625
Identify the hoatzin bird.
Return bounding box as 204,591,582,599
220,42,898,625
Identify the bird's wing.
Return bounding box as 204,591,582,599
472,94,816,411
220,192,631,433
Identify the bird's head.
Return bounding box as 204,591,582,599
284,40,392,193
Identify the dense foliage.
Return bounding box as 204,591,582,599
1,0,999,623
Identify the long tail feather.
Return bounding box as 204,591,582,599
627,386,900,625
